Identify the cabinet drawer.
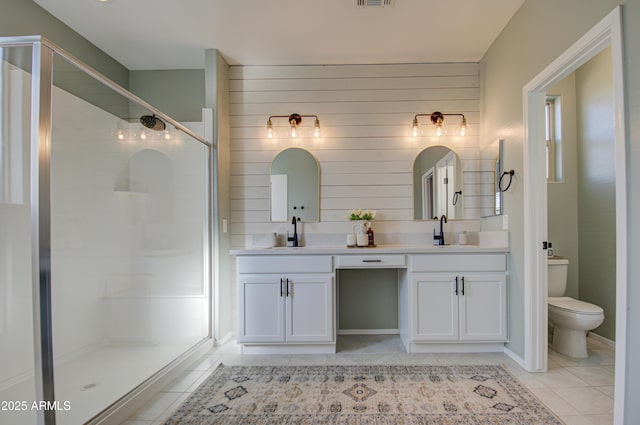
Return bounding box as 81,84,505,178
238,255,333,274
335,254,406,268
411,254,506,272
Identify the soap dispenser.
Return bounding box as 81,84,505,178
367,225,375,246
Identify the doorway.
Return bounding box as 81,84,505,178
522,6,626,424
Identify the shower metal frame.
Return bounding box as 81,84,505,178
0,35,214,425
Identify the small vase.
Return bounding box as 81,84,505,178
352,220,369,235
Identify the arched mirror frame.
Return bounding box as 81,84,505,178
270,147,320,222
412,145,464,220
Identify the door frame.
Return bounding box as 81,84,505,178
522,6,626,424
422,168,434,220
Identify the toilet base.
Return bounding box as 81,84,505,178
552,326,588,358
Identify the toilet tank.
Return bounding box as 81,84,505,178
548,258,569,297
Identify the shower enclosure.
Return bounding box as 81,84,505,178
0,37,212,424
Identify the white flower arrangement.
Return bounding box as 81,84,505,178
346,209,376,221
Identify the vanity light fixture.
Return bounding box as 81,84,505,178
412,112,467,137
267,113,321,139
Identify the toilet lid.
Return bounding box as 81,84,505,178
548,297,604,315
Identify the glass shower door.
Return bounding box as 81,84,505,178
0,38,212,425
47,53,210,424
0,45,38,425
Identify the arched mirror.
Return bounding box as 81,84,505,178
413,146,463,220
270,148,320,222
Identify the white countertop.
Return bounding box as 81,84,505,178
230,244,509,256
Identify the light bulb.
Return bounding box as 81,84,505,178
412,117,419,137
288,114,302,139
164,131,171,140
267,119,273,139
314,118,321,138
430,112,444,138
459,116,467,136
140,130,147,140
116,129,124,140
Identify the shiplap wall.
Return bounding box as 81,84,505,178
229,63,493,247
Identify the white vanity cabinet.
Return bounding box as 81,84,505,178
236,255,334,351
233,246,509,354
407,253,508,349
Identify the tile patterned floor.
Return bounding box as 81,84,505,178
122,335,615,425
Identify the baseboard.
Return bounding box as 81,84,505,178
338,329,399,335
588,332,615,347
241,344,336,355
409,343,505,353
215,331,234,346
502,346,527,370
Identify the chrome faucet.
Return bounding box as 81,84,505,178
433,214,448,245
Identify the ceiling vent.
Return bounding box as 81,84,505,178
355,0,395,7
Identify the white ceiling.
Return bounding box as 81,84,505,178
33,0,524,70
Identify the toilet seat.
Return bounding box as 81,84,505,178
548,296,603,315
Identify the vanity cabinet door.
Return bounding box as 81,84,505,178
412,274,459,341
458,273,507,341
285,274,334,342
237,277,285,343
411,272,507,342
238,274,334,344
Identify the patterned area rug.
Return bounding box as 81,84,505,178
164,364,563,424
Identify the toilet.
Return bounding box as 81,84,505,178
548,257,605,358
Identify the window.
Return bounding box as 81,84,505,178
545,96,563,182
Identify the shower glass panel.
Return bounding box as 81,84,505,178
0,45,38,425
47,53,210,423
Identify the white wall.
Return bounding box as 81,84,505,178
228,63,492,248
227,63,499,332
